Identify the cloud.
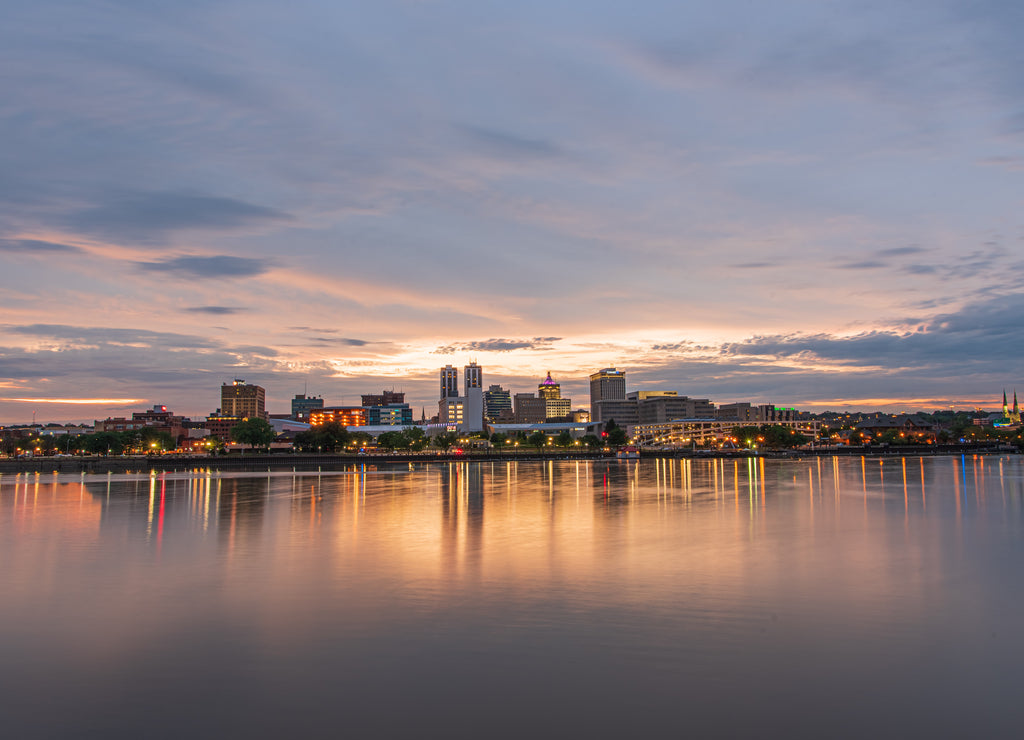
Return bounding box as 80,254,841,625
136,255,271,278
721,293,1024,368
183,306,247,315
5,323,220,350
457,125,563,159
67,191,290,243
434,337,562,354
310,337,371,346
877,245,927,257
837,261,885,270
0,238,81,253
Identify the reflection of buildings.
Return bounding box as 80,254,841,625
439,463,484,572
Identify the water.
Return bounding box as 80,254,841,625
2,456,1024,738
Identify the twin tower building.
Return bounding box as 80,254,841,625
438,363,485,433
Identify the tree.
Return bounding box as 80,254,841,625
402,427,427,451
434,432,457,451
527,430,547,448
555,430,573,447
377,431,406,450
140,427,175,453
83,431,126,456
604,420,628,447
294,422,350,452
581,434,602,450
231,418,276,451
490,432,508,448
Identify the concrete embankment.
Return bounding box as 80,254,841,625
0,445,1014,476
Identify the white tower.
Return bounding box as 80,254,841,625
464,362,484,432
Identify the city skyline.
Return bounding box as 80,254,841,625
2,2,1023,423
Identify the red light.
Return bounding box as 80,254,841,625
454,448,464,455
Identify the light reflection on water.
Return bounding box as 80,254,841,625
2,456,1024,738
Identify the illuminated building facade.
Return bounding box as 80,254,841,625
484,385,513,423
590,368,628,424
441,365,458,399
538,372,571,421
308,407,368,428
221,379,267,420
367,404,414,426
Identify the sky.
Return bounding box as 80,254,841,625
1,0,1023,424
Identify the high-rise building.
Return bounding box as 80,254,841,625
221,379,266,419
441,365,458,399
463,363,484,432
484,385,513,423
590,368,625,403
538,372,560,400
538,372,571,421
291,393,324,421
589,368,627,424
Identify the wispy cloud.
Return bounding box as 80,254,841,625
67,191,291,243
184,306,247,315
137,255,271,278
434,337,563,354
0,238,81,253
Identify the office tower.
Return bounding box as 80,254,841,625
463,362,484,432
538,372,570,421
538,372,560,400
484,385,513,422
221,379,267,419
590,368,626,403
589,368,630,424
441,365,458,399
291,393,324,421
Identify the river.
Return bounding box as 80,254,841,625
2,456,1023,738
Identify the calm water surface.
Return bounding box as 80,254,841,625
2,456,1024,738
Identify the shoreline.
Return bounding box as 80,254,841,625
0,444,1016,475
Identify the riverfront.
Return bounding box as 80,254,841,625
3,456,1024,738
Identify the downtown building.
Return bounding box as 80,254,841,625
436,363,484,433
